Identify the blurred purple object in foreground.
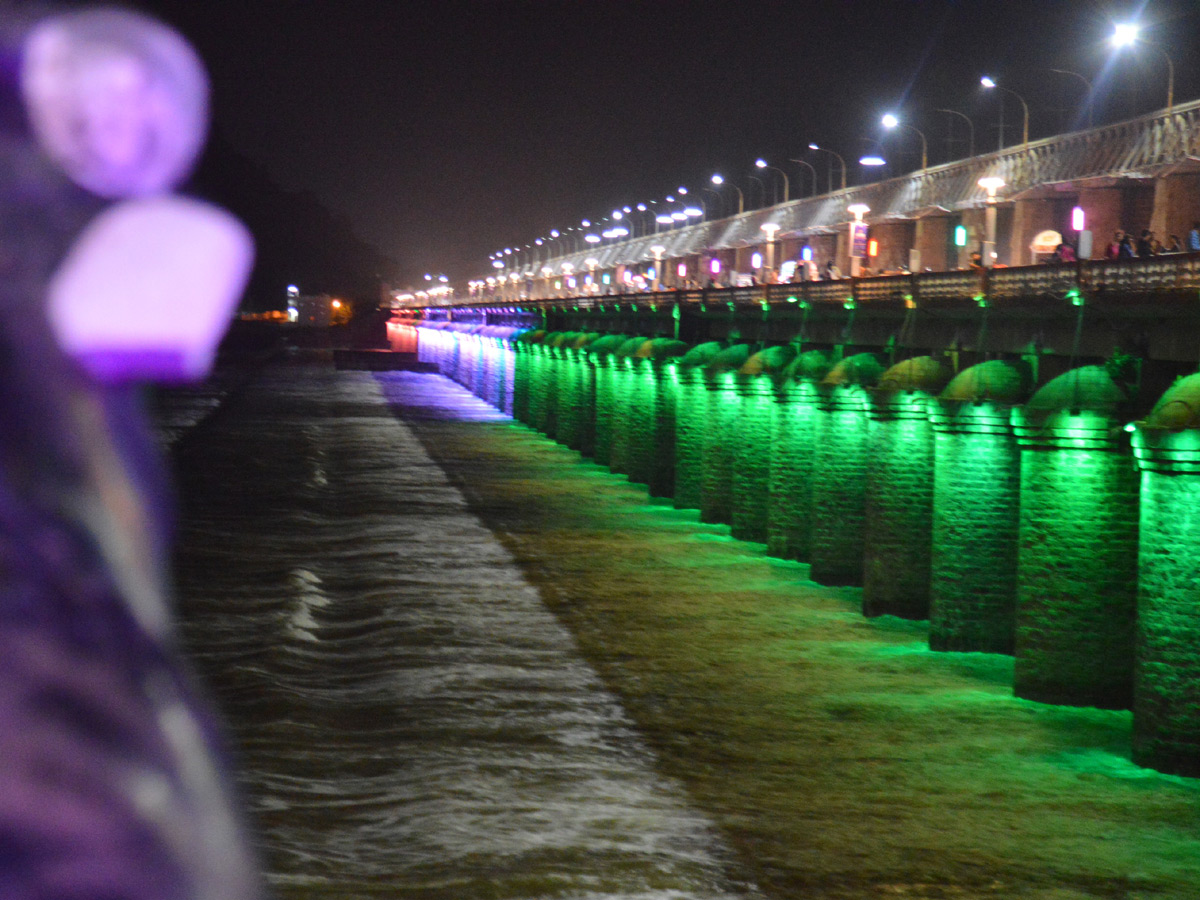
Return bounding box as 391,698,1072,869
20,7,209,198
0,5,261,899
48,195,254,383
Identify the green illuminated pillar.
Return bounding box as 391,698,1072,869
809,353,884,586
1012,366,1138,709
701,345,753,525
767,350,832,560
928,360,1029,653
646,342,688,497
588,334,628,466
862,357,951,619
732,345,798,543
673,342,724,509
610,338,650,476
512,330,544,426
1131,374,1200,774
557,333,596,450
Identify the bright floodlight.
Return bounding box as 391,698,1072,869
981,76,996,88
684,206,703,217
882,113,899,129
755,158,767,168
860,155,886,166
671,211,687,221
550,229,559,237
612,209,623,219
637,203,647,211
678,186,688,194
712,174,724,185
978,176,1006,191
656,214,673,224
581,219,591,227
1112,22,1139,47
807,143,819,150
585,234,600,243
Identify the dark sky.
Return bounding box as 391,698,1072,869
132,0,1199,287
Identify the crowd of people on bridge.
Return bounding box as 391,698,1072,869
1103,222,1200,259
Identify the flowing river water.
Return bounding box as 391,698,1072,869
168,359,760,899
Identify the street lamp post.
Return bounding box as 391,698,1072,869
934,108,975,158
981,76,1030,146
978,176,1005,267
788,158,818,197
1111,22,1174,113
1047,68,1095,129
711,174,744,215
881,113,928,170
807,143,847,192
755,159,790,203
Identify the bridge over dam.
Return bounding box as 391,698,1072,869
391,241,1200,782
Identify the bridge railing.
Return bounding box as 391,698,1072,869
413,252,1200,319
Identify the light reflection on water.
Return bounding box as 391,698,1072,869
170,366,758,899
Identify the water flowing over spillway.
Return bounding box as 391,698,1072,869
170,362,757,899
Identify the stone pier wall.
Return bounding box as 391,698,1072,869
414,323,1200,777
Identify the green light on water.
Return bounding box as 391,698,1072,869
974,294,987,308
843,298,856,310
1067,289,1084,307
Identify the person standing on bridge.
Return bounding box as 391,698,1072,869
1188,222,1200,252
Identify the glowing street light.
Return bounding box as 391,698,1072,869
1110,22,1174,112
981,76,1030,146
881,113,928,170
711,173,744,214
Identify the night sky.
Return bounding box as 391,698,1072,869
132,0,1199,291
